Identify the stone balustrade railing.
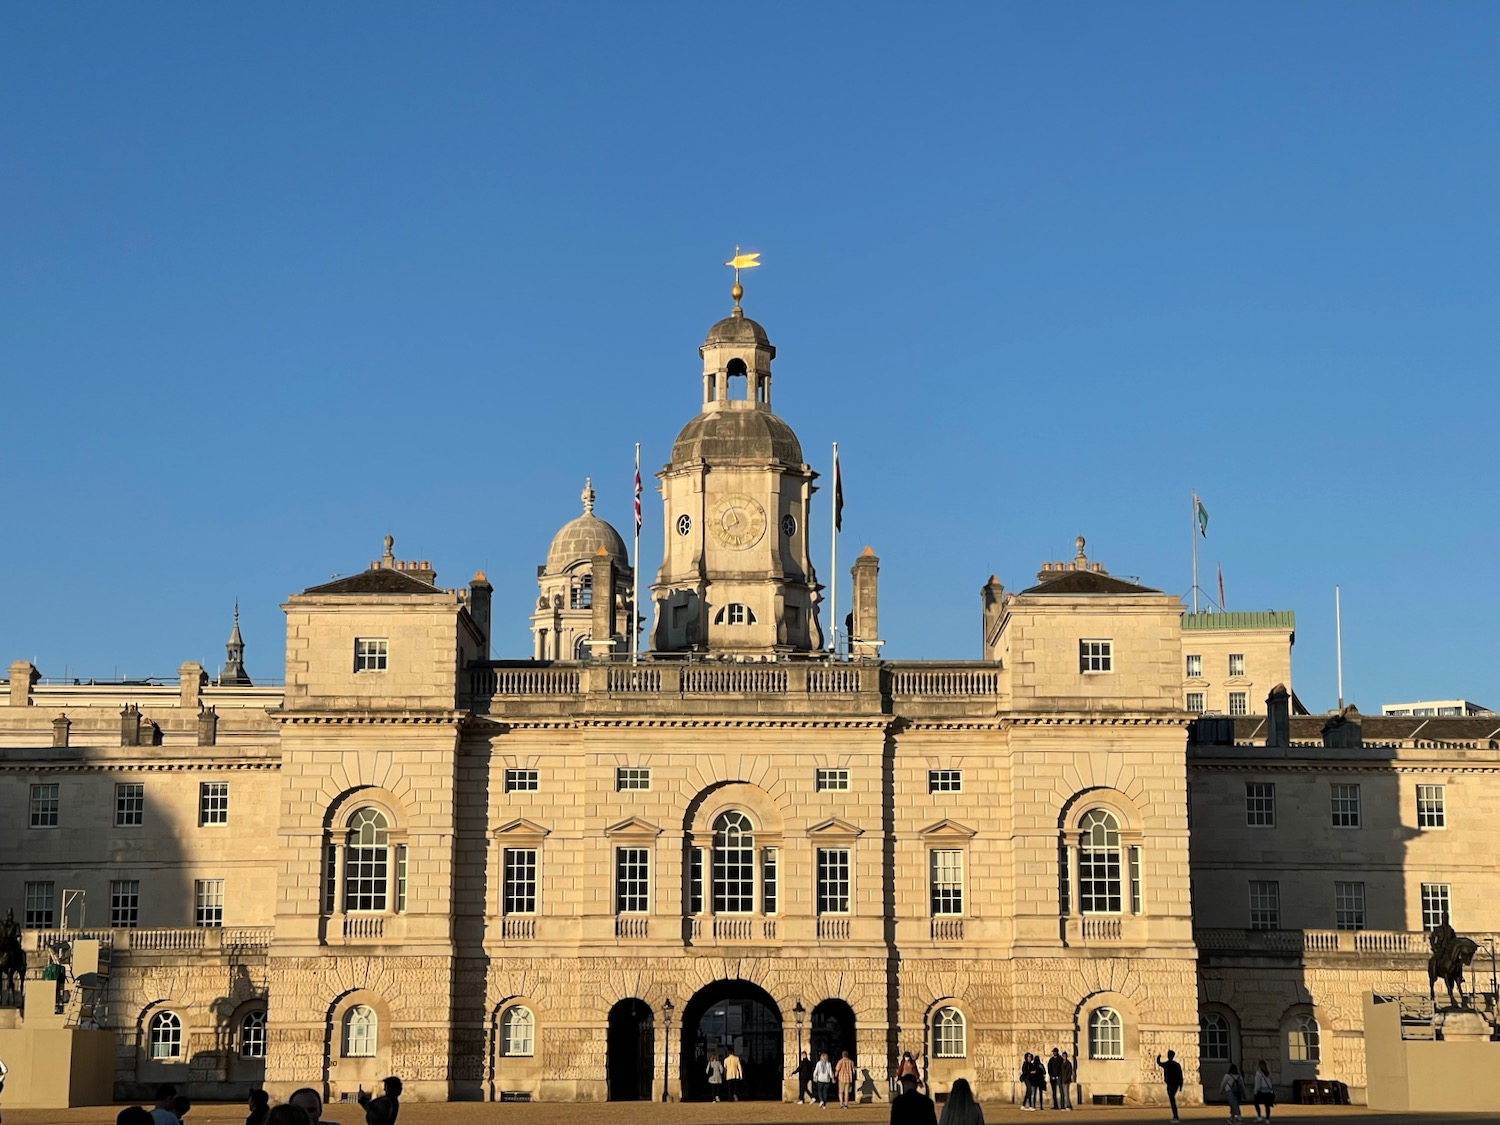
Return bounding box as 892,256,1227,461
23,926,272,953
1193,927,1474,955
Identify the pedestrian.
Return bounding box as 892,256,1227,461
794,1049,815,1103
1058,1052,1074,1110
1251,1061,1275,1121
1019,1053,1033,1109
836,1049,856,1108
288,1088,333,1125
1047,1048,1064,1110
1030,1052,1048,1108
357,1077,400,1125
266,1108,313,1125
938,1076,985,1125
1156,1049,1184,1123
706,1050,724,1101
724,1046,744,1101
897,1049,921,1090
149,1084,179,1125
891,1072,938,1125
246,1089,270,1125
814,1051,835,1107
172,1096,192,1122
1220,1063,1246,1122
361,1098,395,1125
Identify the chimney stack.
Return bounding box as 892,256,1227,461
1266,684,1291,748
849,548,881,659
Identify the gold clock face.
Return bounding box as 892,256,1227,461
708,493,767,550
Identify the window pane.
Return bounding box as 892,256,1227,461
712,812,754,913
616,847,650,914
29,784,59,828
1331,783,1361,828
1079,810,1122,913
503,848,538,914
502,1006,535,1056
817,848,850,915
195,878,224,927
1200,1013,1230,1062
930,850,963,916
816,768,850,791
505,769,539,792
24,881,55,928
616,768,651,791
343,1005,377,1057
933,1007,965,1058
1416,784,1446,829
240,1010,267,1059
1421,883,1450,931
110,880,140,928
149,1012,182,1059
1246,783,1276,828
1334,881,1365,931
1080,640,1113,673
199,782,229,826
115,783,144,827
1249,880,1280,930
1089,1008,1123,1059
927,770,962,793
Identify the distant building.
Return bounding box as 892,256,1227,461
1381,699,1494,718
1181,611,1297,716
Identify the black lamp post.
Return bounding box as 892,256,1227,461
794,1000,806,1100
662,997,674,1102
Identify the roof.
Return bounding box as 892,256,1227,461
547,513,628,572
703,312,771,348
671,407,803,465
1019,570,1161,596
1182,610,1296,631
301,569,441,596
1211,714,1500,747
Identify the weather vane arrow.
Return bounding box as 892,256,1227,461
725,245,761,311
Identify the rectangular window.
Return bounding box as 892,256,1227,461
1249,880,1280,930
1185,692,1205,714
1079,639,1113,673
29,783,59,828
323,843,338,914
24,881,55,928
1228,691,1248,717
1331,783,1361,828
1416,784,1446,829
354,638,388,672
395,844,408,913
1246,782,1276,828
688,847,704,915
616,847,650,914
1335,881,1365,931
198,781,229,826
930,849,964,916
503,848,538,914
928,769,962,794
1228,653,1246,677
1129,846,1143,914
345,839,388,912
762,847,778,915
816,768,850,792
115,782,144,827
110,879,141,928
194,878,224,927
817,848,851,915
713,837,754,914
1421,883,1451,931
616,767,651,791
1185,654,1202,678
505,769,539,793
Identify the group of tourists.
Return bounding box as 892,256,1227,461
792,1048,857,1107
1019,1048,1076,1110
113,1076,403,1125
1216,1059,1277,1122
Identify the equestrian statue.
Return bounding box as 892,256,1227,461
1428,916,1479,1006
0,908,26,996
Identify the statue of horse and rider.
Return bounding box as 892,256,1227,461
0,908,26,996
1428,916,1479,1007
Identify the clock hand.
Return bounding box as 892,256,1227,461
725,510,740,529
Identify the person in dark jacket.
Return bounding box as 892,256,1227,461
1047,1048,1065,1109
891,1072,938,1125
1156,1050,1184,1123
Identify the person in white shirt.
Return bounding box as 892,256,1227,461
813,1052,836,1107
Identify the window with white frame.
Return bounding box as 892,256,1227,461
354,638,388,672
29,783,58,828
24,881,55,928
342,1005,377,1057
505,769,539,792
115,782,144,827
816,768,850,792
110,879,140,928
1186,692,1206,714
195,878,224,927
1421,883,1451,931
927,769,962,793
199,781,229,826
1129,846,1143,914
1088,1008,1124,1059
1228,691,1248,717
1200,1012,1230,1061
762,847,778,915
1288,1014,1320,1062
501,1005,535,1056
688,848,704,915
1417,784,1446,829
1079,639,1113,673
1185,654,1202,678
1331,783,1361,828
1335,881,1365,931
930,849,964,916
616,767,651,791
345,808,391,912
149,1011,183,1059
817,848,851,915
1249,880,1280,930
1245,782,1276,828
712,811,755,914
615,847,649,914
1078,809,1123,913
503,848,538,914
240,1009,267,1059
1228,653,1245,677
932,1006,966,1058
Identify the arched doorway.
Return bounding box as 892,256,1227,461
811,998,856,1067
682,979,783,1101
607,999,655,1101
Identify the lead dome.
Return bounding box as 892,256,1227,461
545,480,628,572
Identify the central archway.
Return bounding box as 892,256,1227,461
607,998,655,1101
811,998,856,1067
682,979,783,1101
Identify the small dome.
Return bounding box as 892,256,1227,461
703,313,771,349
545,479,629,572
672,408,803,465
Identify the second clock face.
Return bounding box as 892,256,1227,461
708,494,768,550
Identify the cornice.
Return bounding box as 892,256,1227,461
1008,715,1189,727
571,718,894,731
1189,761,1500,775
0,760,279,773
276,711,466,726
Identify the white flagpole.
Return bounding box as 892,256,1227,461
1335,584,1343,710
632,443,641,664
830,442,839,656
1191,490,1199,614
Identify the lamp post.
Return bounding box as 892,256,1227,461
662,997,674,1102
794,1001,806,1102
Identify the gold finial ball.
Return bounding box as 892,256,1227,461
731,282,743,303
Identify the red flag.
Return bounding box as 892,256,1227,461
1218,563,1226,610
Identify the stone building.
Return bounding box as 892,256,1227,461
1,287,1496,1107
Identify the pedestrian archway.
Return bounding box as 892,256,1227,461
811,998,856,1066
682,979,783,1101
607,998,655,1101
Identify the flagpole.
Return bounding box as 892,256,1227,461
1335,585,1343,710
1191,490,1199,613
830,442,839,657
632,442,641,665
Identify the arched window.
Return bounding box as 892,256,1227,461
1200,1012,1230,1062
571,574,592,610
345,807,390,912
932,1006,966,1058
240,1009,267,1059
1288,1014,1320,1062
1078,809,1123,913
1088,1008,1124,1059
712,811,756,913
148,1011,182,1059
726,358,748,400
501,1005,535,1056
713,604,757,626
342,1005,377,1058
574,634,592,660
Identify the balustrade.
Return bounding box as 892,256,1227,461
500,917,536,941
931,918,965,942
343,916,384,940
818,917,851,941
615,916,649,940
682,667,787,694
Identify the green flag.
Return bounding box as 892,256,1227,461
1196,498,1209,537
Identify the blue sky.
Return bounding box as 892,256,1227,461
3,3,1497,711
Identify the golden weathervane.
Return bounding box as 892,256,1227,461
724,246,761,309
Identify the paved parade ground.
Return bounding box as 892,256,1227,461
5,1105,1496,1125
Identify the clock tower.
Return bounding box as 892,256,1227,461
651,285,823,654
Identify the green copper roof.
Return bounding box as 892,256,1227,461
1182,610,1296,631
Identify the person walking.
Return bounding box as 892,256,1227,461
1058,1053,1074,1110
814,1051,836,1107
1047,1049,1064,1110
1156,1050,1184,1123
835,1049,856,1108
1020,1053,1035,1110
891,1072,938,1125
938,1077,985,1125
705,1051,724,1101
723,1047,744,1101
896,1050,921,1090
1220,1063,1246,1122
793,1050,814,1103
1251,1061,1276,1121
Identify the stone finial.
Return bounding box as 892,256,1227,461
581,478,596,516
382,535,396,565
1075,536,1087,564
